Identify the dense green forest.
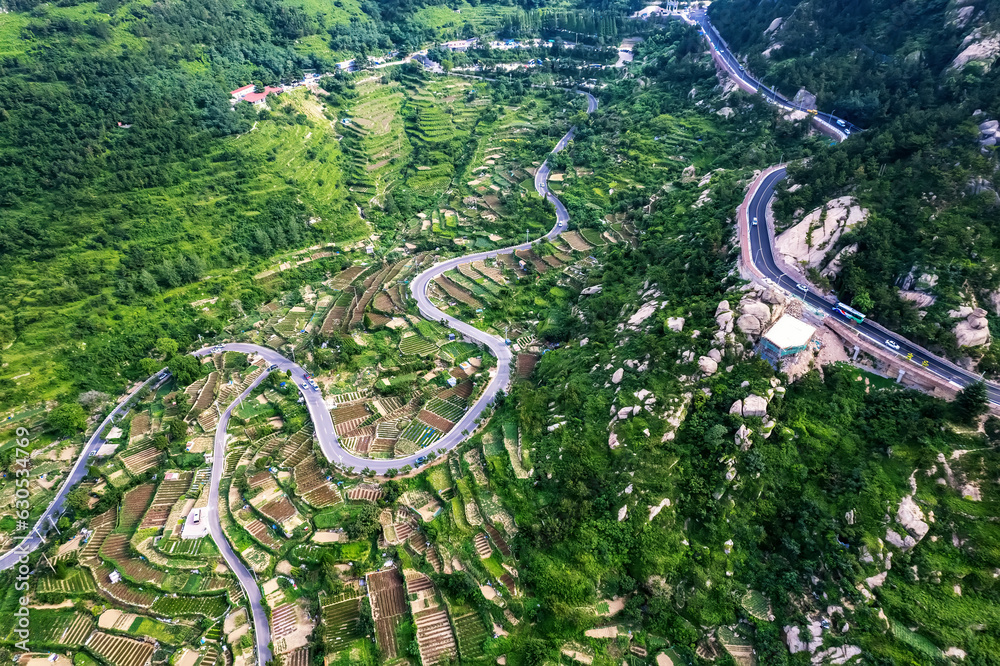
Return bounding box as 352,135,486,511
710,0,1000,370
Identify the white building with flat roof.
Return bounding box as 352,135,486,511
181,508,209,539
759,314,816,366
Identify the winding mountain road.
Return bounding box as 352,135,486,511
741,167,1000,403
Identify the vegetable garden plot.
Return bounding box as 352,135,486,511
101,534,166,586
346,484,382,503
90,563,157,608
452,611,489,662
398,334,438,357
321,588,364,650
37,568,98,596
246,519,282,551
260,497,298,524
32,611,94,647
85,631,154,666
417,409,456,433
434,276,482,309
330,266,365,290
366,569,408,660
562,230,594,251
121,445,162,477
80,508,117,562
120,483,155,531
139,472,194,529
425,397,467,422
516,354,540,378
151,593,229,619
398,422,444,448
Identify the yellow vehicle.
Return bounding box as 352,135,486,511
807,109,818,115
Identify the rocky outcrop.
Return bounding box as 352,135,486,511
820,243,856,279
612,368,624,384
667,317,685,332
897,495,929,541
954,307,991,348
774,196,868,270
951,29,1000,70
899,290,936,308
968,176,1000,205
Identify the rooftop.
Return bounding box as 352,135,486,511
763,314,816,349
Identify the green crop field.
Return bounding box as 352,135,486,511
127,616,194,645
440,341,480,363
399,335,438,357
151,594,229,619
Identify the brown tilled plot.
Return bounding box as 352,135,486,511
434,276,482,309
516,354,540,378
101,534,165,586
367,569,408,659
139,472,193,529
260,498,298,524
416,410,454,433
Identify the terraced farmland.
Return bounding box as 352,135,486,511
32,611,94,647
398,422,444,449
320,587,364,653
151,593,229,619
452,611,489,662
139,472,193,529
86,631,154,666
38,568,98,596
399,334,438,356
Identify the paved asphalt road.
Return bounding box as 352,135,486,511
0,369,166,571
203,359,274,666
744,168,1000,402
686,8,858,138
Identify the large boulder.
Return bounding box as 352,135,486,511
716,311,733,332
741,300,772,322
708,348,722,363
729,399,743,415
715,300,731,316
761,288,786,306
742,394,768,418
611,368,624,384
667,317,685,332
698,356,718,375
955,308,992,347
737,314,764,336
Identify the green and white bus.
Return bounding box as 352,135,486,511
834,302,866,324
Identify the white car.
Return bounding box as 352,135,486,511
844,129,851,135
751,217,758,226
795,283,808,293
885,340,901,351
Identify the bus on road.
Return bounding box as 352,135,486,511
834,302,866,324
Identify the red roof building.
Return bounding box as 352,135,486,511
231,84,255,99
243,86,283,104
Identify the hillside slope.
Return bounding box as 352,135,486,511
710,0,1000,372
